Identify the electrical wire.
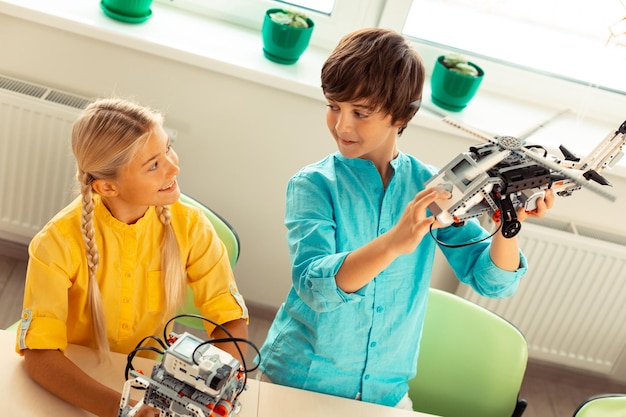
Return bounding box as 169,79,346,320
429,220,502,248
164,313,261,399
124,334,168,381
123,313,261,401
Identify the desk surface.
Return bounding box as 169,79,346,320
0,329,435,417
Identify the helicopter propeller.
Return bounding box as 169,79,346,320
439,116,618,202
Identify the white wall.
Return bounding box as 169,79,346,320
2,13,626,313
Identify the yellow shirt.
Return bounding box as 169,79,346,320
17,195,247,354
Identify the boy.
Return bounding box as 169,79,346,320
258,28,552,409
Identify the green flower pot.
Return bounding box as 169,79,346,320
262,9,314,65
100,0,153,23
430,56,484,111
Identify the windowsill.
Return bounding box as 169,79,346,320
0,0,327,100
2,0,625,179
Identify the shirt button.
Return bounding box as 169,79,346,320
370,342,377,348
364,374,370,380
376,306,384,313
123,297,131,304
122,323,130,330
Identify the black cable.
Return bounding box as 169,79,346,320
163,313,235,344
163,314,246,371
524,144,548,157
429,220,502,248
195,337,260,372
166,313,261,399
124,335,167,380
123,313,262,404
193,337,262,399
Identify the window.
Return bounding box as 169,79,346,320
399,0,626,95
379,0,626,124
156,0,626,122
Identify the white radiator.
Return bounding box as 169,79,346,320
0,74,91,245
456,219,626,375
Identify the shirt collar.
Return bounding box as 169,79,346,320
94,194,155,230
333,151,407,169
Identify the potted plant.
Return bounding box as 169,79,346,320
262,8,315,65
430,53,484,111
100,0,153,24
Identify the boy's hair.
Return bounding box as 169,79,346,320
71,98,185,360
321,28,425,135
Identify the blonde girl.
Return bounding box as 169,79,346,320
17,98,248,417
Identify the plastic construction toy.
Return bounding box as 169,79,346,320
425,112,626,239
118,315,259,417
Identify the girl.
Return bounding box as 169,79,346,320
16,98,248,417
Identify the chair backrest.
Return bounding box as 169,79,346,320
176,193,240,329
573,394,626,417
408,288,528,417
179,193,240,268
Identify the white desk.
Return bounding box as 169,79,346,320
0,329,435,417
256,378,436,417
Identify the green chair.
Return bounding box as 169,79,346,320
408,288,528,417
6,317,20,331
573,394,626,417
176,193,240,330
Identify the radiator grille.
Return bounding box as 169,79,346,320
0,75,90,244
0,75,91,109
456,220,626,375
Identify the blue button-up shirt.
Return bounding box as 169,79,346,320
259,151,526,407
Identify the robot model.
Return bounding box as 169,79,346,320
425,116,626,238
118,332,245,417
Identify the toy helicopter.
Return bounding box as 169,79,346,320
424,111,626,238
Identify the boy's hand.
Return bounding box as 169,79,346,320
516,188,555,222
390,187,451,255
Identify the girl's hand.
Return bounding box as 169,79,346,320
124,398,160,417
132,405,160,417
389,187,451,255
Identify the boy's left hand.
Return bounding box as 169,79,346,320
516,189,555,222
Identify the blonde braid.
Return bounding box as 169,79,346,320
155,205,185,319
78,171,110,361
71,97,168,359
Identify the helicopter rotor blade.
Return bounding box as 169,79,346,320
441,117,497,144
517,108,570,140
522,147,617,201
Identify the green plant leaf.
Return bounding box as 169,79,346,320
269,9,310,28
442,53,479,76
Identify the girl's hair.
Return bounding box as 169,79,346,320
321,28,425,135
71,98,185,359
